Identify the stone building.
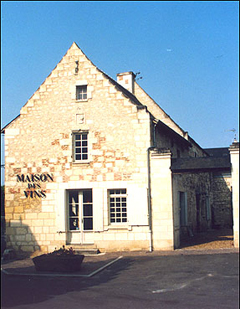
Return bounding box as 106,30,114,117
1,42,239,255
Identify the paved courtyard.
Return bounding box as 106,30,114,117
1,247,239,309
1,229,239,308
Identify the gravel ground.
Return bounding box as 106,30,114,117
179,228,234,250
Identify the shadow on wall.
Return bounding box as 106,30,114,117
174,169,233,249
211,173,233,230
4,216,40,259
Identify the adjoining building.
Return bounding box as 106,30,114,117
1,42,239,255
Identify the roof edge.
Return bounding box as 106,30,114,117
1,114,20,133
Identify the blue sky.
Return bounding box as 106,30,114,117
1,1,239,182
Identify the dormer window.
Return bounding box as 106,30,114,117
76,85,87,100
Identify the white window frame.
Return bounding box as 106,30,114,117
68,189,93,232
108,189,127,224
76,85,87,101
72,132,89,162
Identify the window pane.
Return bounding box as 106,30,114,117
69,190,78,203
76,85,87,100
69,204,79,216
108,189,127,224
84,218,93,230
83,205,93,216
70,218,79,230
83,190,92,203
73,133,88,161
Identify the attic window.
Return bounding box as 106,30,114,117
76,85,87,100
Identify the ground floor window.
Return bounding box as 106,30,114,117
109,189,127,223
68,189,93,231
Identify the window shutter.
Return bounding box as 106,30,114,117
56,189,67,232
93,188,104,231
127,186,149,226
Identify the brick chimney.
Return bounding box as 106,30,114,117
117,72,136,94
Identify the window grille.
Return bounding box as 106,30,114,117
76,85,87,100
73,132,88,161
109,189,127,223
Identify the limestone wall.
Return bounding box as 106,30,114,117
229,142,239,247
150,150,174,250
211,173,232,228
172,171,212,247
4,43,152,254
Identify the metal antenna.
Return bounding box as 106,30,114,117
225,128,237,141
135,72,143,81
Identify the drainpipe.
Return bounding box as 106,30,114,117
147,120,158,252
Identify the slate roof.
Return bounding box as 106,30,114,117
171,156,231,172
204,147,230,158
156,121,192,148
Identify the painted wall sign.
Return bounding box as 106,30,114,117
17,173,54,183
16,173,54,198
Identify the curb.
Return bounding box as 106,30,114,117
1,256,123,278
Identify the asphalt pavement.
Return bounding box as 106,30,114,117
1,248,239,309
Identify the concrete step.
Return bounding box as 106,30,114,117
75,248,101,255
65,245,100,255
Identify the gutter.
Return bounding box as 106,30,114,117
147,119,158,252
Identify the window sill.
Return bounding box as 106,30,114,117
76,99,88,103
72,160,91,165
107,225,132,231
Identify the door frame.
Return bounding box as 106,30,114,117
67,189,94,245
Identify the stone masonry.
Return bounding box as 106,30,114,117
2,42,238,255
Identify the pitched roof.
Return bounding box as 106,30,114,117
204,147,230,158
0,42,204,154
156,120,192,148
171,156,231,172
1,42,145,133
100,71,143,107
